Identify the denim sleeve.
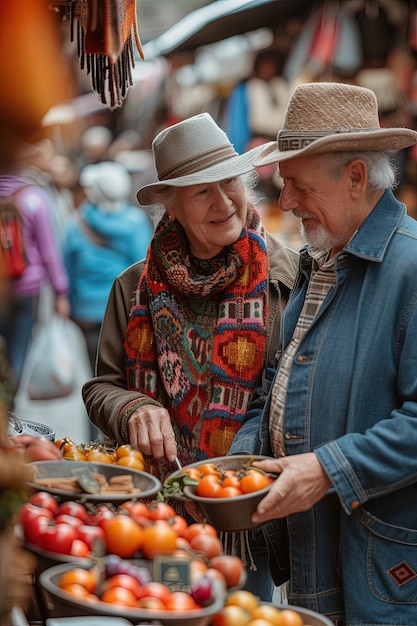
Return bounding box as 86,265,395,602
229,366,276,455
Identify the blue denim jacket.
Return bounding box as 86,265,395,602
230,190,417,625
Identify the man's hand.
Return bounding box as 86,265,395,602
251,453,332,523
127,405,177,463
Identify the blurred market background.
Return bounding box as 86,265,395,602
0,0,416,441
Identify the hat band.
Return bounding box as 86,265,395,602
159,144,238,181
278,128,377,152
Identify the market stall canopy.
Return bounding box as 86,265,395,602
142,0,313,58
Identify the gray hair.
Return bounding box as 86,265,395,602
318,151,398,192
146,171,260,228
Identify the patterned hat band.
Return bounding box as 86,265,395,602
159,144,238,181
277,128,376,151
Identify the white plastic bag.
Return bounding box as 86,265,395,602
25,315,77,400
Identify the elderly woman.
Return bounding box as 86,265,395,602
82,113,298,601
83,112,297,473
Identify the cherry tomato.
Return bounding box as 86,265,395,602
102,514,144,558
147,501,176,521
182,467,202,481
221,473,241,489
196,474,222,498
239,469,270,493
140,521,177,559
63,445,87,461
29,491,59,514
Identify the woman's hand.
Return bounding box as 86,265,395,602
127,405,177,463
251,453,332,523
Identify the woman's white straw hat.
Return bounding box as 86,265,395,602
136,113,262,206
253,82,417,167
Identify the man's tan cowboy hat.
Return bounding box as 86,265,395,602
253,82,417,168
136,113,263,206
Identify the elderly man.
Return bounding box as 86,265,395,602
229,82,417,626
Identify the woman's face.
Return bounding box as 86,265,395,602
169,177,248,259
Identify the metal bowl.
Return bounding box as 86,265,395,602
39,562,226,626
26,460,161,505
174,455,275,532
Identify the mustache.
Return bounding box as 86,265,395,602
292,210,316,220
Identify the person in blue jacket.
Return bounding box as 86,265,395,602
229,82,417,626
63,160,153,379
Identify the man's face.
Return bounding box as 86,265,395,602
278,155,357,253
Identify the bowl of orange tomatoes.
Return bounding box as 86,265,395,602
26,460,161,505
168,455,276,532
39,560,226,626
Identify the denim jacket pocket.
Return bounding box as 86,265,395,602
358,507,417,604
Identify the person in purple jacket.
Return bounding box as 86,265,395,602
0,141,70,383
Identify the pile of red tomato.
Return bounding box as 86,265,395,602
20,492,244,588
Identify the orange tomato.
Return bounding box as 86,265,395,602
115,444,144,461
251,604,283,626
209,556,244,589
114,455,144,470
139,581,171,604
165,591,199,611
170,514,189,537
100,586,138,607
59,583,93,599
197,474,222,498
197,463,221,476
221,473,241,489
277,609,304,626
101,574,143,599
182,467,202,481
63,445,87,461
102,514,144,558
86,447,115,463
212,604,252,626
147,501,176,521
141,520,177,559
217,486,243,498
137,596,167,610
184,522,218,543
239,470,270,493
58,568,97,594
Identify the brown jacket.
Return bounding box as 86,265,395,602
82,232,299,442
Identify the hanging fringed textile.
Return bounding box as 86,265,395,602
65,0,144,109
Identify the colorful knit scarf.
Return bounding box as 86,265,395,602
124,206,268,475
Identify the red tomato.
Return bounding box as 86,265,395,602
101,574,143,599
189,534,223,560
196,474,222,498
19,502,53,545
102,514,144,558
165,591,199,611
69,539,90,558
56,501,88,522
140,521,177,559
87,505,115,527
29,491,59,514
138,581,171,604
40,522,79,555
169,514,189,537
146,501,176,521
208,555,244,588
137,596,167,610
54,514,84,529
77,524,106,551
184,523,218,543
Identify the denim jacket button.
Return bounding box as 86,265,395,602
351,500,360,510
297,354,310,362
